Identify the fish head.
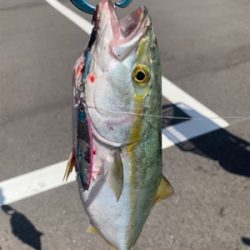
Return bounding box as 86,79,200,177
86,0,161,147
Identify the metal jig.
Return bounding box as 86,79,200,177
71,0,133,15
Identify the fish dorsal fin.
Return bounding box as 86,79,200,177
109,149,124,202
155,176,174,203
63,152,75,181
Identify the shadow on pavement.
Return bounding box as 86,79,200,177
162,104,250,177
242,237,250,246
177,129,250,177
0,188,4,206
1,205,44,250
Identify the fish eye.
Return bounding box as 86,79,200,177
132,64,151,86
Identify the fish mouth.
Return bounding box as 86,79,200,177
98,0,150,57
117,6,149,40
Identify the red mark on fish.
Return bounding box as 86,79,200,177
75,61,84,79
88,73,96,83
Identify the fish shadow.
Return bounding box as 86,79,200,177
1,205,44,250
162,104,250,177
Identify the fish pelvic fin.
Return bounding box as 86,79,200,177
109,149,124,202
155,176,174,203
63,152,75,181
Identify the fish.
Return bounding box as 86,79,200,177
65,0,174,249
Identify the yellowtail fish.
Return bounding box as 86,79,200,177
65,0,174,249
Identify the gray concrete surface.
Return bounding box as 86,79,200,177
0,0,249,249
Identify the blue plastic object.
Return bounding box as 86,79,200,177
115,0,133,8
71,0,133,15
71,0,96,14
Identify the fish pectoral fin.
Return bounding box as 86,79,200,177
155,176,174,203
63,152,75,181
109,149,124,202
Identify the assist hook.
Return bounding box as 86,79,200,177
71,0,133,15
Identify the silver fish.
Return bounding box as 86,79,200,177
65,0,173,249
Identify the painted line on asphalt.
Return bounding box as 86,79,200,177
0,0,229,206
0,161,74,205
161,84,229,148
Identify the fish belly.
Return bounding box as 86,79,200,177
78,165,132,249
78,140,161,250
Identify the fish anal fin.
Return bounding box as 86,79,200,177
63,152,75,181
109,150,124,202
155,176,174,203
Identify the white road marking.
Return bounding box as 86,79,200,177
161,84,229,147
0,0,229,206
0,161,75,205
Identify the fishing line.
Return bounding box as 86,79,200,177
86,105,250,123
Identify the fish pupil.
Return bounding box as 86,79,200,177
136,71,146,81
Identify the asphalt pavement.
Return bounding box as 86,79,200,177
0,0,249,249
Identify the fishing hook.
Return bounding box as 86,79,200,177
71,0,133,15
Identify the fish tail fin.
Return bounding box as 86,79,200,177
63,152,75,181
